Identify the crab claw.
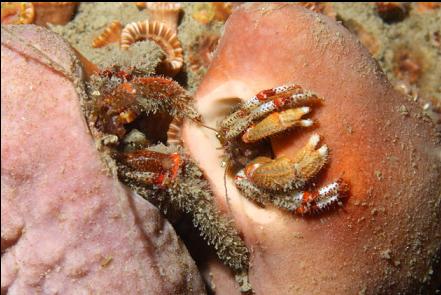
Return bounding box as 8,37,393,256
242,106,313,143
292,133,328,182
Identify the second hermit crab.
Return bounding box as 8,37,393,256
217,84,350,214
87,67,252,291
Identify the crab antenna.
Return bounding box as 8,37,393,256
198,122,219,133
223,162,232,213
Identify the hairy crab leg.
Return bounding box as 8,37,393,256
117,148,252,291
242,107,313,143
290,179,349,214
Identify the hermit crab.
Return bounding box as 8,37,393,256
87,67,252,292
217,84,349,214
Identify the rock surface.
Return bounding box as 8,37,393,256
1,25,205,295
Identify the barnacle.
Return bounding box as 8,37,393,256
167,117,184,146
135,2,146,9
1,2,77,26
121,20,184,76
92,20,122,48
1,2,34,24
212,2,233,22
191,2,233,25
145,2,182,33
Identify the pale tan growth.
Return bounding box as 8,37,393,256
1,2,35,24
121,20,184,76
145,2,182,33
92,20,122,48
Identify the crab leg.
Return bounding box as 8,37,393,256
235,170,348,215
117,149,181,187
220,84,320,129
220,84,301,129
290,179,349,214
220,85,288,129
